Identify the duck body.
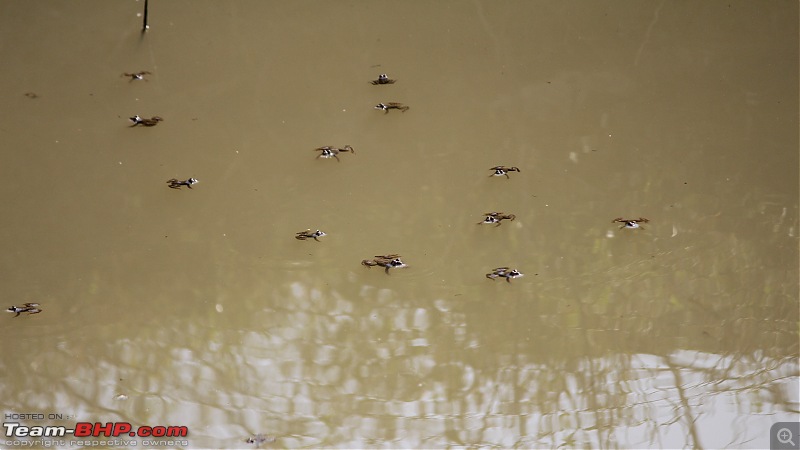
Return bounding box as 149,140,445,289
7,303,41,317
374,102,409,114
167,178,199,189
314,145,354,161
361,254,407,274
370,74,396,85
478,212,516,227
612,217,649,229
489,166,521,179
486,267,523,282
295,229,327,241
130,115,163,127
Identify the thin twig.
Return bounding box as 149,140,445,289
141,0,149,34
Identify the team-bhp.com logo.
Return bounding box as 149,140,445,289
4,422,188,438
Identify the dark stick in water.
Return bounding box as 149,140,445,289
141,0,149,33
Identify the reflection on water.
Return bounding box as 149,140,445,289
0,1,797,448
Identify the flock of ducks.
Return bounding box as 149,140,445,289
285,74,531,282
126,71,649,287
6,71,652,320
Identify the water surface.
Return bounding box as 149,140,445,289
0,1,797,448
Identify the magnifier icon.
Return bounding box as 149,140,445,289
778,428,796,446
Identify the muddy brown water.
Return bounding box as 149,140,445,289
0,1,797,448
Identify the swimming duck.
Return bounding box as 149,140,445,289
166,178,199,189
489,166,521,179
314,145,354,162
374,102,409,114
612,217,649,229
7,303,42,317
129,115,163,127
477,212,516,227
486,267,523,283
370,74,396,85
122,71,151,81
361,254,407,274
295,229,327,241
